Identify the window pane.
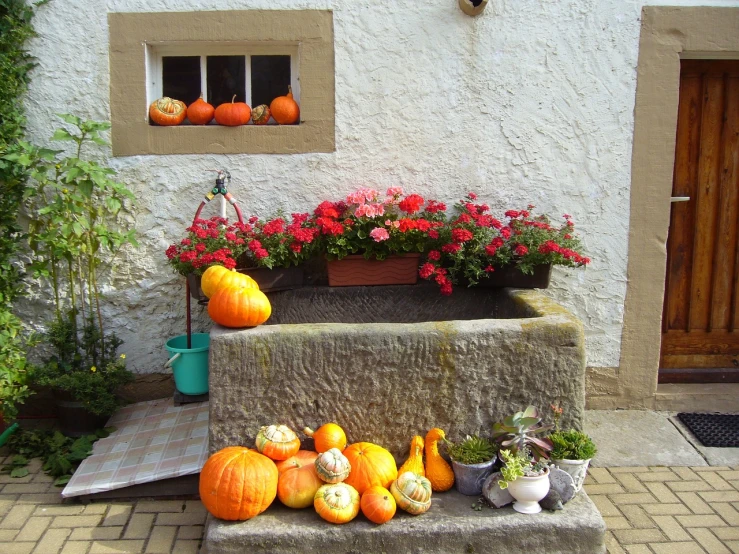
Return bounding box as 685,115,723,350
251,55,291,107
162,56,201,106
207,56,246,107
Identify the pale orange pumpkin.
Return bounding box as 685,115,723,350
343,442,398,495
360,485,396,524
199,446,278,520
214,95,251,126
314,483,360,524
187,95,215,125
201,265,258,299
303,423,347,453
255,425,301,461
276,450,319,475
277,451,322,509
149,97,187,126
269,86,300,125
207,285,271,328
390,471,433,515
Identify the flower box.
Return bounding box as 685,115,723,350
240,266,304,292
327,254,421,286
472,264,552,289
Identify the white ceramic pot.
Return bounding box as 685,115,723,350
552,458,591,493
507,468,550,514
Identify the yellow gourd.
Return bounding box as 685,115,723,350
424,428,454,492
398,436,425,477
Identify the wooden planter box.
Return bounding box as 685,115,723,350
326,254,421,286
187,267,305,303
472,264,552,289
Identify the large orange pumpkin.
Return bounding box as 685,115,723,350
303,423,347,453
207,285,271,328
149,97,187,126
269,86,300,125
187,95,215,125
277,452,323,509
201,265,258,299
360,485,396,524
214,95,251,126
314,483,360,524
343,442,398,495
199,446,278,521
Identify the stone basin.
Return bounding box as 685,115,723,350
208,285,585,459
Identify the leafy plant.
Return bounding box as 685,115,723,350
0,310,38,420
445,435,497,465
498,448,548,490
2,426,113,486
491,405,553,460
549,430,597,461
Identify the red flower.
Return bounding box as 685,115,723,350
485,245,498,256
442,243,461,254
290,243,302,253
428,230,439,239
451,228,474,244
263,218,286,236
491,237,504,248
195,243,206,253
314,201,340,219
425,200,447,213
194,228,207,239
505,210,520,219
398,218,418,232
500,227,512,239
484,265,494,273
514,244,529,256
225,232,237,241
254,248,269,259
223,258,237,269
165,245,178,259
398,194,425,214
440,282,453,296
248,239,262,251
419,263,435,279
180,238,191,246
427,250,441,261
467,192,477,200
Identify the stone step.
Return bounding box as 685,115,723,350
203,490,606,554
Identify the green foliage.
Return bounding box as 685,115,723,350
2,426,113,486
0,309,38,420
498,448,548,489
549,430,597,461
491,405,554,460
445,435,497,465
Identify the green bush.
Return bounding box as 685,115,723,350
549,430,597,461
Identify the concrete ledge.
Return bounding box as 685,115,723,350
203,490,606,554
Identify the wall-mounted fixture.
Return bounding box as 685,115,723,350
458,0,488,16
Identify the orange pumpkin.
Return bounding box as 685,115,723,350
214,95,251,126
303,423,347,453
277,451,322,509
149,97,187,126
314,483,360,524
187,95,215,125
199,446,278,521
360,485,396,524
270,86,300,125
207,285,271,328
201,265,258,299
255,425,301,461
251,104,271,125
343,442,398,495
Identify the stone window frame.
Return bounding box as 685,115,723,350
108,10,335,156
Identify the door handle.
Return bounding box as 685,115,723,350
670,196,690,203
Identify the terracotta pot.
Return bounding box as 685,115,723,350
326,254,421,286
470,264,552,289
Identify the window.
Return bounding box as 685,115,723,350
108,10,334,155
147,43,299,124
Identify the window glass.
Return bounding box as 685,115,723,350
162,56,200,106
251,55,291,107
207,56,246,106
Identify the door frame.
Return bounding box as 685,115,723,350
591,6,739,408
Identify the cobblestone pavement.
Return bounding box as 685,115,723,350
2,456,739,553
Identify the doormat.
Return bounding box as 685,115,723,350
677,413,739,448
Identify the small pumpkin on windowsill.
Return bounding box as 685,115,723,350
270,86,300,125
215,95,251,126
187,95,215,125
149,97,187,126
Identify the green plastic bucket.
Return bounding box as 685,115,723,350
165,333,210,395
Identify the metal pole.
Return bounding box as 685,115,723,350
186,277,192,350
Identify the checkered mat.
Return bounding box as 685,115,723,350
62,398,208,498
677,413,739,448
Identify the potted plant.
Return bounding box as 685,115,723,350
445,435,497,496
491,405,554,460
419,193,590,294
498,448,550,514
314,187,447,286
548,430,597,493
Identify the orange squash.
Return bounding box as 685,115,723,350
277,451,322,509
303,423,347,453
390,471,432,515
187,95,215,125
199,446,278,521
201,265,258,299
343,442,398,495
149,97,187,126
270,86,300,125
276,450,319,475
398,435,425,477
214,95,251,126
360,485,396,524
255,425,301,461
424,428,454,492
207,285,271,328
314,483,360,524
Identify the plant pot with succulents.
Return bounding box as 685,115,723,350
549,429,597,492
498,449,550,514
445,435,498,496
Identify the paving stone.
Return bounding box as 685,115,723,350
171,540,200,554
716,471,739,480
604,531,627,554
69,526,123,541
89,540,145,553
31,473,54,484
32,528,71,554
609,467,651,473
603,516,632,529
614,473,649,493
50,515,103,528
643,503,692,516
688,528,731,554
134,501,184,514
0,529,18,541
155,512,207,526
183,501,205,515
624,545,652,554
16,493,64,504
33,505,85,516
0,474,34,484
82,504,108,515
588,467,617,484
101,504,132,527
710,502,739,526
123,513,154,539
650,515,692,542
0,498,15,517
725,541,739,554
176,525,204,540
613,528,667,544
583,483,625,495
610,493,658,505
694,466,732,472
675,492,715,515
675,514,727,527
638,471,681,482
672,467,702,481
699,471,735,491
590,494,623,517
714,527,739,540
61,542,92,554
644,482,681,503
15,517,51,542
700,491,739,503
0,484,51,494
649,542,706,554
145,526,176,553
667,480,713,492
620,505,656,529
0,505,35,529
0,542,34,554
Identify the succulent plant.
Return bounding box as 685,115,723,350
491,406,553,460
549,430,597,461
445,435,497,465
498,448,548,489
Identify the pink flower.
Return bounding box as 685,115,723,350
369,227,390,242
355,203,384,218
386,187,403,197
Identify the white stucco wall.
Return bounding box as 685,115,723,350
20,0,739,374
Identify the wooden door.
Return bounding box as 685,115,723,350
659,60,739,383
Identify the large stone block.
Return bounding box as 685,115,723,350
209,286,585,459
